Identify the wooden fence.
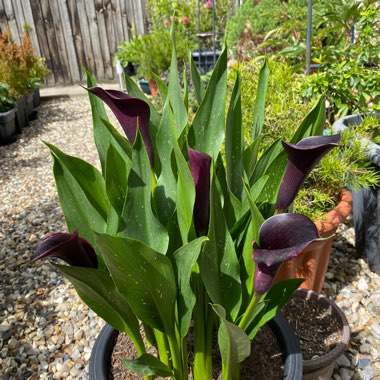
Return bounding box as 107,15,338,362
0,0,149,84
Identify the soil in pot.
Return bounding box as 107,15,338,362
109,325,284,380
282,297,341,360
282,289,350,379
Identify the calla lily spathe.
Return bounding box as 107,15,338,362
252,213,320,295
276,134,341,213
87,87,155,167
188,148,212,236
32,231,98,269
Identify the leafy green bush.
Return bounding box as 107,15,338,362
0,29,48,97
147,0,232,50
228,59,310,148
300,2,380,121
226,0,306,60
115,30,188,80
0,83,16,113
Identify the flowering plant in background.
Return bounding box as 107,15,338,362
32,31,340,379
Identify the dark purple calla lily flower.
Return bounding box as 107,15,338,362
188,148,212,236
87,87,154,167
32,231,98,268
252,213,319,295
276,134,341,213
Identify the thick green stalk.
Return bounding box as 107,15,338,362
192,273,213,380
143,323,156,348
238,293,261,331
168,334,185,380
154,329,170,368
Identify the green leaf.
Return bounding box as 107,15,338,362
51,155,106,247
189,51,205,105
154,101,177,227
56,264,145,353
105,143,130,217
120,132,169,254
226,73,244,200
252,59,269,141
251,139,282,185
240,220,256,308
173,237,208,339
121,353,173,377
201,172,242,321
243,182,265,244
47,143,109,221
183,64,189,110
100,117,132,160
84,69,110,173
242,137,261,181
189,45,227,159
290,95,326,143
173,139,196,244
246,278,304,339
212,304,251,379
96,233,176,334
168,34,187,137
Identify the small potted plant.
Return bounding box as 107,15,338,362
0,82,17,145
32,35,348,379
0,29,48,129
115,29,187,96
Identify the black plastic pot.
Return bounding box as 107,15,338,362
33,86,41,108
191,50,221,75
16,95,28,132
0,108,18,146
25,92,37,121
333,113,380,274
89,315,303,380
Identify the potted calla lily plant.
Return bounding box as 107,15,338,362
32,34,342,379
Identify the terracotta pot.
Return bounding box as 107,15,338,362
89,314,303,379
148,79,158,97
289,289,350,380
274,190,353,293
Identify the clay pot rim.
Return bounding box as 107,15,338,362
315,189,352,237
292,288,350,373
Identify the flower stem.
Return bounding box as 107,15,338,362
238,293,260,331
192,272,213,380
154,329,170,368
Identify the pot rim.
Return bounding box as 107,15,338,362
291,288,350,373
315,189,352,237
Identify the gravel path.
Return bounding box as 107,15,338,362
1,96,379,379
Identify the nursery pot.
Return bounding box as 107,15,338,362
285,289,350,380
89,314,303,379
25,92,37,121
16,95,28,131
333,113,380,274
138,78,151,95
274,190,352,293
0,107,17,146
33,86,41,108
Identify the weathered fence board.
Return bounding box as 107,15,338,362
0,0,149,84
